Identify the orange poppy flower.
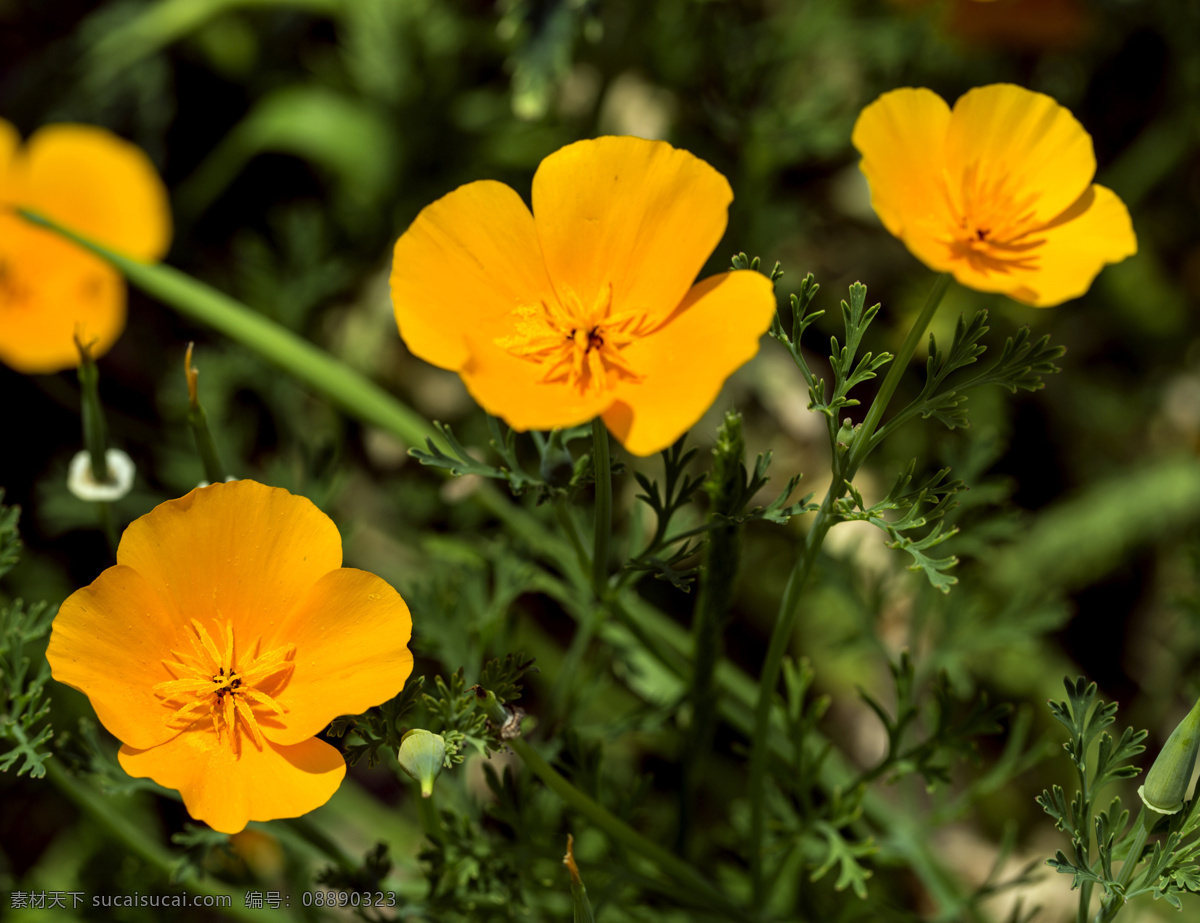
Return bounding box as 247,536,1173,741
0,119,171,373
47,480,414,834
389,136,776,456
852,84,1136,307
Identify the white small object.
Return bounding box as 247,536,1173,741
195,476,238,489
67,449,135,502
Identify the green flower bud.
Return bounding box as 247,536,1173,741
397,729,447,798
835,417,857,455
539,428,575,488
1139,695,1200,815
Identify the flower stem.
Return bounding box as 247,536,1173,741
280,816,358,872
18,209,437,452
479,692,757,923
1092,808,1152,923
848,273,950,470
554,502,592,585
185,343,227,483
680,417,747,856
75,342,119,554
45,760,271,922
747,272,951,908
413,785,446,844
747,489,839,905
591,417,612,599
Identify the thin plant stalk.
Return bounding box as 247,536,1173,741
748,273,951,906
19,209,436,453
45,760,271,922
1092,807,1151,923
76,336,119,553
591,417,612,598
478,691,758,923
184,342,227,483
680,416,747,855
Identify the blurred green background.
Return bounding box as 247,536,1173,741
3,0,1200,919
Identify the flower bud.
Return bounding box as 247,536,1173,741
539,428,575,488
1139,695,1200,816
397,729,446,798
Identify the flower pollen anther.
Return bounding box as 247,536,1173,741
153,619,295,755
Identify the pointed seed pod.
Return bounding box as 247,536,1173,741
1139,695,1200,815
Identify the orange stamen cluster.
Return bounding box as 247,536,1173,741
154,620,295,753
942,160,1043,273
496,283,648,394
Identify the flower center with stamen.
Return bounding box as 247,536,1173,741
153,619,295,754
941,160,1045,273
496,283,648,394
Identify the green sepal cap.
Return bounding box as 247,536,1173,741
1140,695,1200,815
539,428,575,488
397,729,447,798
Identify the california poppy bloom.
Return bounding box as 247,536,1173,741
390,136,776,456
852,84,1135,307
0,119,171,373
47,481,414,834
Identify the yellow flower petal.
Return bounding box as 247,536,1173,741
602,271,776,456
390,138,763,440
52,479,411,833
262,569,414,746
0,119,19,204
944,84,1095,227
114,481,343,639
16,123,171,261
118,733,345,835
0,121,170,372
945,183,1137,306
531,136,733,328
47,565,186,750
0,215,125,373
854,83,1134,305
851,88,954,246
458,338,617,431
390,179,558,372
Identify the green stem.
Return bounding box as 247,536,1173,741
555,502,592,584
1079,883,1095,923
747,488,840,905
1094,811,1147,923
748,273,951,908
186,344,227,483
97,501,119,557
280,816,357,872
848,273,950,470
19,209,436,452
45,760,272,923
1092,806,1152,923
680,420,747,856
591,417,612,599
188,402,227,484
77,350,110,484
76,348,120,553
414,785,446,844
479,692,757,923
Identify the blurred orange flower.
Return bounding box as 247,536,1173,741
886,0,1090,50
852,84,1136,307
0,120,171,373
47,480,414,834
948,0,1089,49
390,136,776,456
